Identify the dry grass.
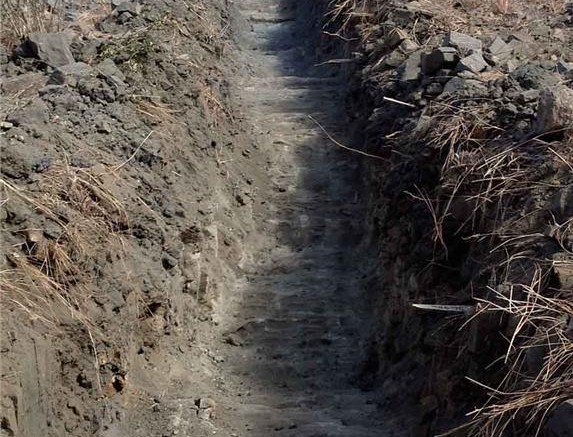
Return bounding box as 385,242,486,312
0,162,127,325
465,272,573,436
197,81,234,125
0,0,63,49
133,97,182,126
327,0,573,434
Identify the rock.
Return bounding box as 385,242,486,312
557,60,573,79
487,36,512,60
6,98,49,126
384,50,406,68
421,47,458,74
161,253,178,270
545,400,573,437
96,118,113,133
23,32,75,66
78,78,116,103
500,58,519,73
399,51,422,82
517,89,540,104
399,39,419,53
425,82,443,95
96,58,127,94
224,333,243,346
444,31,483,53
96,58,126,83
48,62,94,87
535,85,573,133
552,253,573,289
115,1,142,15
457,52,488,73
510,63,559,89
111,0,122,6
117,11,134,24
386,28,408,48
0,121,14,130
196,398,216,410
443,77,488,97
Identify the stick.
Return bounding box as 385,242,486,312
308,116,385,160
383,96,416,108
112,131,153,172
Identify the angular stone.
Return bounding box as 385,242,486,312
444,31,483,53
49,62,94,87
557,60,573,79
384,50,406,68
25,32,75,66
400,51,422,82
421,47,458,74
457,52,488,73
115,1,141,15
399,38,419,53
517,89,540,104
488,36,512,59
96,58,126,82
535,85,573,133
197,398,216,409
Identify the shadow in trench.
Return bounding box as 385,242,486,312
221,0,415,434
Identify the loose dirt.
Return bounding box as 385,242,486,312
1,0,414,435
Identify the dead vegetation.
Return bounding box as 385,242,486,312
0,0,63,49
327,0,573,434
0,163,127,326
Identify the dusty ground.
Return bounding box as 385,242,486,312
2,0,572,436
1,0,414,435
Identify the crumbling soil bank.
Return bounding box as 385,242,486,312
2,0,573,436
328,0,573,435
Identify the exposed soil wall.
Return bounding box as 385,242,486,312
325,1,573,435
0,1,271,435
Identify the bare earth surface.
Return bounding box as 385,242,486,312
196,0,411,435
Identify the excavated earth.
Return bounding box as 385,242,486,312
1,0,414,436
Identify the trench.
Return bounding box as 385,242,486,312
211,1,413,435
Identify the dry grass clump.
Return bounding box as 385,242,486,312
465,274,573,436
327,0,372,32
0,0,63,49
1,162,127,325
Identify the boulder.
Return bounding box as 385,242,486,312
510,63,559,89
557,60,573,80
96,58,126,83
385,50,406,68
457,52,488,73
23,32,75,66
488,36,512,59
399,51,422,82
444,31,482,53
545,400,573,437
535,85,573,133
115,1,142,15
421,47,458,74
48,62,94,87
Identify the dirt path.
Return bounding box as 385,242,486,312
205,1,412,435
